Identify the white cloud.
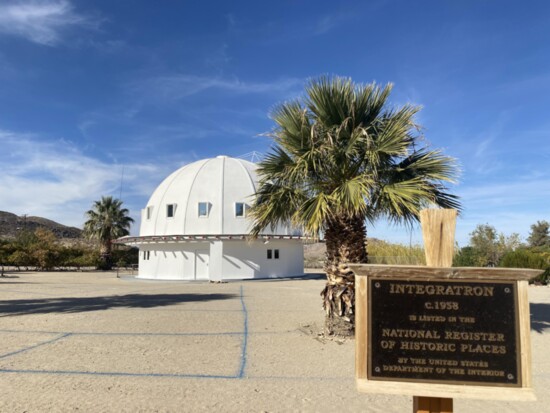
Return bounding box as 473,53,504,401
452,177,550,245
458,179,550,209
368,173,550,248
204,43,231,71
313,12,355,36
0,0,98,46
0,129,178,232
474,136,494,158
132,74,303,103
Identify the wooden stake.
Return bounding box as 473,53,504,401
414,208,457,413
414,396,453,413
419,209,457,268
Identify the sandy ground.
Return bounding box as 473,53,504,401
0,271,549,413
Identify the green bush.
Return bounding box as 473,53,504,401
535,268,550,285
500,249,549,285
112,247,138,268
453,246,478,267
500,249,546,268
8,250,35,269
73,250,100,269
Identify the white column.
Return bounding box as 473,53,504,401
209,240,223,281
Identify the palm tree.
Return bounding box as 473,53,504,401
250,76,460,336
84,196,134,270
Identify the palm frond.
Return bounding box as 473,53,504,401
296,193,332,235
330,175,374,217
249,182,306,237
396,149,460,184
249,75,461,238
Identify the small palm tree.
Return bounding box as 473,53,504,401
84,196,134,270
250,76,460,336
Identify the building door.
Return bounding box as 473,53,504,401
194,250,209,280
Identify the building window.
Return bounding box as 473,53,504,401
146,206,153,220
143,251,150,260
167,204,175,218
235,202,246,217
198,202,209,217
267,249,279,260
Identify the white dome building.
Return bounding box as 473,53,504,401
118,156,304,280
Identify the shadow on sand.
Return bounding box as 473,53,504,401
0,293,237,317
251,273,326,282
530,302,550,333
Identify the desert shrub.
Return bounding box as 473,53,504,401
500,249,549,285
58,246,86,268
500,249,547,269
73,250,101,269
0,230,109,271
8,250,35,270
467,225,521,267
0,240,15,271
112,247,138,268
33,249,60,271
534,268,550,285
302,240,425,268
453,246,478,267
367,240,425,265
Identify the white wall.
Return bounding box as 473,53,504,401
138,235,304,281
209,241,223,282
137,239,304,281
220,239,304,280
138,242,211,280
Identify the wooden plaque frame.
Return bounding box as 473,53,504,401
352,264,540,401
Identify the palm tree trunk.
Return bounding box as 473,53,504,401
99,240,112,270
321,214,368,336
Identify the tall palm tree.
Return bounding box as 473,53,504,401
250,76,460,336
84,196,134,270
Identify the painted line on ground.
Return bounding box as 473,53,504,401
113,308,243,313
0,286,249,379
0,368,238,379
237,285,248,378
0,329,242,337
0,328,299,336
0,333,72,360
0,368,353,381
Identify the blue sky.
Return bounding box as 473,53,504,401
0,0,549,246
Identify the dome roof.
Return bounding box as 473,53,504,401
139,156,292,236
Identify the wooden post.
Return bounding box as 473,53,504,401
414,396,453,413
414,209,457,413
419,209,457,268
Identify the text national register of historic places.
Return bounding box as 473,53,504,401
369,279,518,386
352,264,542,402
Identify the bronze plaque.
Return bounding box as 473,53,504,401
368,278,520,386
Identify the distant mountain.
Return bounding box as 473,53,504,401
0,211,82,239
